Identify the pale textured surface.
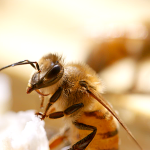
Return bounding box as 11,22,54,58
0,110,49,150
0,73,11,114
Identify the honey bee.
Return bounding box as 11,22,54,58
0,53,142,150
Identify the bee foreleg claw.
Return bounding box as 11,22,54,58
35,112,47,120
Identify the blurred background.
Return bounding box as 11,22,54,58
0,0,150,150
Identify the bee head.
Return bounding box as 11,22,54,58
26,54,64,94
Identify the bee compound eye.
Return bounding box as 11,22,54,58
46,64,61,79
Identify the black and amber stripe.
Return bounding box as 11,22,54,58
98,129,118,139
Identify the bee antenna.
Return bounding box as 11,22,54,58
0,60,40,71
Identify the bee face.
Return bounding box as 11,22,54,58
26,54,64,94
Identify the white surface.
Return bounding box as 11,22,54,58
0,110,49,150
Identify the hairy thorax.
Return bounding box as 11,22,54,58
45,63,103,122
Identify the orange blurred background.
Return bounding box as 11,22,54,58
0,0,150,150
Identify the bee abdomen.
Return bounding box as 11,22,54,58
70,110,119,150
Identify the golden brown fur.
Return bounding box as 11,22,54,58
37,54,119,150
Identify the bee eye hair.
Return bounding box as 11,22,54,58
46,64,61,79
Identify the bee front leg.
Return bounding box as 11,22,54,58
35,87,63,120
69,122,97,150
48,103,84,119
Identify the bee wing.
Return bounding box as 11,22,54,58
87,87,142,150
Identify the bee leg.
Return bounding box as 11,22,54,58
36,87,63,120
49,103,84,119
39,95,44,108
44,87,63,117
49,127,70,150
49,103,84,150
69,122,97,150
